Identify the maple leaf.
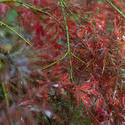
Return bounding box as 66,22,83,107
75,81,99,109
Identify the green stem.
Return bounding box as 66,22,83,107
0,21,32,46
105,0,125,18
1,82,14,125
42,52,68,70
61,0,84,24
1,82,9,107
60,0,74,82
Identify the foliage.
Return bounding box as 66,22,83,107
0,0,125,125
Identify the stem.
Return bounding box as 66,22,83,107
1,82,9,107
0,21,32,46
61,0,86,24
42,52,68,70
60,0,74,82
1,82,14,125
105,0,125,18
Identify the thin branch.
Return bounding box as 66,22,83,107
105,0,125,18
61,0,89,24
1,82,9,107
0,21,32,46
60,0,74,82
42,52,68,70
1,82,14,125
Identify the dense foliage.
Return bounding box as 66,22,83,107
0,0,125,124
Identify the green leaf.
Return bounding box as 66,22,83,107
6,9,18,24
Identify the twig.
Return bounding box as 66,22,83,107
105,0,125,18
60,0,74,82
1,82,9,107
0,21,32,46
42,52,68,70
